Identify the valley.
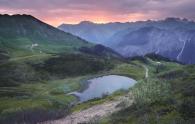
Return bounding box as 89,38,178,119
0,14,195,124
0,51,145,123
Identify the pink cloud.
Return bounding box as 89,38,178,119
0,0,194,26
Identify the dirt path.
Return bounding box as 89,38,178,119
143,65,149,78
41,96,133,124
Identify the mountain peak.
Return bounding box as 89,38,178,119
164,17,190,22
79,21,95,25
0,14,91,56
0,14,35,19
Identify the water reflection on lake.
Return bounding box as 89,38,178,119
71,75,137,102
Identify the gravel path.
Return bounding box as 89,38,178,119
41,96,133,124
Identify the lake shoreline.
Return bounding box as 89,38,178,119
69,75,137,102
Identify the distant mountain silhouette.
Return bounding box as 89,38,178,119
59,18,195,64
58,21,131,44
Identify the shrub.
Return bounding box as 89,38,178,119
132,79,171,106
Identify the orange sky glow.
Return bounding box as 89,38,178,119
41,12,154,27
0,0,194,27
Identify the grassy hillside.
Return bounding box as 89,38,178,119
101,58,195,124
1,48,194,124
0,14,124,123
0,50,145,124
0,14,92,57
0,14,194,124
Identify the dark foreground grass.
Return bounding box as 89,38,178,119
0,52,145,124
2,53,185,124
0,77,81,123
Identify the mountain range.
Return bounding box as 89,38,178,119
0,14,120,59
0,14,195,124
59,18,195,64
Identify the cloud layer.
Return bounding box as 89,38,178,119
0,0,195,26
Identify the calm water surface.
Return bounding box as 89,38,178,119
70,75,137,102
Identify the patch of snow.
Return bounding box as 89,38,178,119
155,49,160,54
177,40,187,61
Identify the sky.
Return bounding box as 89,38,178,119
0,0,195,27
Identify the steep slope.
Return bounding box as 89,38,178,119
0,14,91,57
110,26,195,64
59,18,195,64
0,14,123,87
0,15,124,123
178,33,195,64
79,44,122,58
110,26,183,58
58,21,132,44
106,18,195,64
